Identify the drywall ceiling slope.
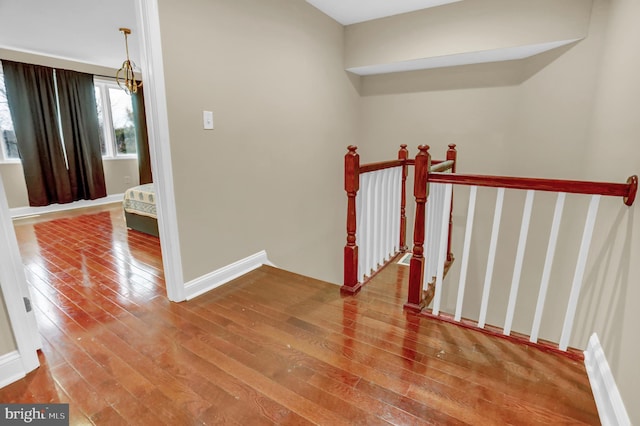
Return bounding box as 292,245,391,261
0,0,139,69
305,0,461,25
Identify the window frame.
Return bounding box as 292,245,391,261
0,72,138,164
94,77,138,161
0,64,20,164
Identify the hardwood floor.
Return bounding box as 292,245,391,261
2,204,599,425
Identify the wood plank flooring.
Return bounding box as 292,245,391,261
1,204,599,425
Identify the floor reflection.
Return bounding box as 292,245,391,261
13,204,165,312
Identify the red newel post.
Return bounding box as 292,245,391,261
342,145,361,294
398,144,409,252
405,145,431,312
624,175,638,206
446,144,457,262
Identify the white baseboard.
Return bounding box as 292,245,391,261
584,333,631,426
0,351,26,389
184,250,274,300
10,194,124,219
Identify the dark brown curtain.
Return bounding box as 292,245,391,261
132,85,153,184
2,60,73,206
56,69,107,201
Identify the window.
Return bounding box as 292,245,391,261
94,78,137,158
0,67,137,162
0,63,19,162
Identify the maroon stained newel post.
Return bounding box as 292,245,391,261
342,145,361,294
624,175,638,206
446,144,457,262
405,145,431,312
399,144,409,252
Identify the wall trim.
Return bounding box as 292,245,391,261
10,194,123,219
184,250,274,301
0,176,40,374
0,351,26,389
584,333,631,426
136,0,186,302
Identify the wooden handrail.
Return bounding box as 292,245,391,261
359,159,405,173
430,160,455,173
429,172,638,206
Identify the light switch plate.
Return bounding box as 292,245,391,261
203,111,214,130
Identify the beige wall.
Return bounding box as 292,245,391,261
359,0,639,421
0,164,28,208
579,0,640,421
0,288,16,355
157,0,360,283
345,0,592,70
102,159,140,197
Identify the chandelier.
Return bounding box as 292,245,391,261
116,27,142,95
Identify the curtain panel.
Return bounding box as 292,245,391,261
2,60,73,206
56,69,107,201
132,85,153,185
2,60,107,206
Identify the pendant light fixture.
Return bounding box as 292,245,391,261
116,27,141,95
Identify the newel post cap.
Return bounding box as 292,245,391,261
624,175,638,206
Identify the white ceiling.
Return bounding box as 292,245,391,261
305,0,462,25
0,0,140,69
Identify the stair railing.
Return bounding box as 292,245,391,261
343,145,408,293
342,144,457,294
406,144,638,355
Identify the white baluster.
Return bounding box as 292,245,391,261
530,192,566,343
364,173,375,279
433,183,453,316
504,190,535,336
478,187,505,329
377,169,384,265
378,170,388,265
356,174,365,282
369,171,379,276
391,167,400,255
455,186,477,322
383,168,393,261
391,167,401,253
424,184,434,289
559,195,600,351
425,183,443,289
358,167,407,280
